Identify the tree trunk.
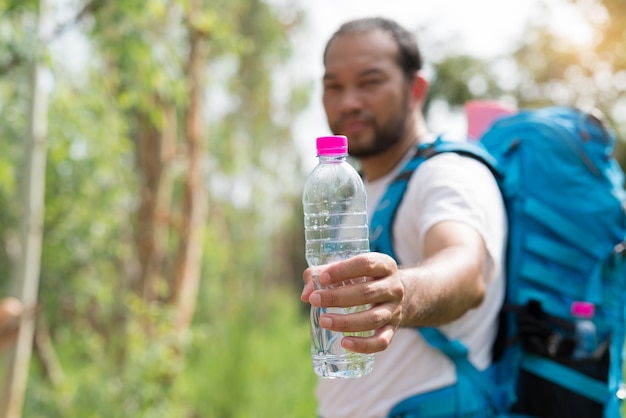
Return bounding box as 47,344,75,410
135,104,176,302
173,1,208,332
0,1,50,415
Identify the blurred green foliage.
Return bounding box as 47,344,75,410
1,0,314,416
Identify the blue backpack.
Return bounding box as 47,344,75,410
370,106,626,417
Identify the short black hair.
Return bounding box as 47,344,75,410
323,17,423,80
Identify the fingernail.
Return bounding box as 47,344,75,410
342,339,354,349
319,317,332,328
309,293,321,306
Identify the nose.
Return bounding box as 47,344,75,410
336,86,364,115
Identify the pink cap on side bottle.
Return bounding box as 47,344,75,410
317,135,348,156
571,301,595,318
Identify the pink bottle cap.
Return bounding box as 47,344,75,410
571,301,595,318
316,135,348,156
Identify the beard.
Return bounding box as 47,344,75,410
348,111,407,158
331,91,411,159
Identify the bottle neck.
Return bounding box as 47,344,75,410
319,154,347,163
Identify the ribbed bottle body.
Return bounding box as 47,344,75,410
303,156,374,379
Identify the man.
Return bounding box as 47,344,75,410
300,17,507,417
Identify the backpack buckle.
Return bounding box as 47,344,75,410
615,241,625,259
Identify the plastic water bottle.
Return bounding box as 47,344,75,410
302,135,374,379
571,301,598,359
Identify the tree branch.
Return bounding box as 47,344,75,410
0,0,106,76
44,0,105,43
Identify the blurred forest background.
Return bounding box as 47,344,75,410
0,0,625,417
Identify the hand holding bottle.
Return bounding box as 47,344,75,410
301,251,403,355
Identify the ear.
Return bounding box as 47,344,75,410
411,72,429,104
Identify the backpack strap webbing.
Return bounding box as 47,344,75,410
420,327,507,414
519,354,610,404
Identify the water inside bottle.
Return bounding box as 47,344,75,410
309,269,375,379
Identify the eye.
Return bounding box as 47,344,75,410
360,78,383,88
323,82,342,92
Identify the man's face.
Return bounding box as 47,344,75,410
322,29,411,158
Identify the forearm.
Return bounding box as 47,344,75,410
399,243,486,328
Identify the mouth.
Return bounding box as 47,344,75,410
339,119,370,136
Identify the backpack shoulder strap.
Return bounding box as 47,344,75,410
420,327,509,414
369,136,500,261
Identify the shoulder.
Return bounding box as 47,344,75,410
405,150,504,224
413,151,497,188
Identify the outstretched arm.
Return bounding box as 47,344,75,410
301,219,489,354
399,219,487,328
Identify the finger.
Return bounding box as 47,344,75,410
310,275,403,309
302,267,313,285
309,279,377,309
342,324,395,354
318,303,393,333
300,267,315,302
319,252,396,287
301,280,314,302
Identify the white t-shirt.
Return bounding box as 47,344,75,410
316,148,507,418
